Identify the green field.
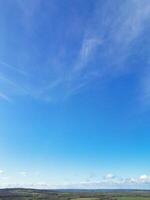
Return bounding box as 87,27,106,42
0,189,150,200
71,198,150,200
117,198,150,200
71,198,99,200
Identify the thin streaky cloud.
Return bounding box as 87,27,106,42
0,92,11,102
0,74,30,97
0,60,27,76
65,0,150,101
0,0,150,104
0,74,20,87
75,37,102,72
65,37,102,97
37,79,62,95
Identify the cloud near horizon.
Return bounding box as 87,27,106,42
1,174,150,189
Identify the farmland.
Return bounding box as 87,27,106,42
0,189,150,200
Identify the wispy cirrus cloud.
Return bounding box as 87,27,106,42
0,60,27,76
64,0,150,98
0,59,30,101
75,37,102,72
0,0,150,103
0,92,11,102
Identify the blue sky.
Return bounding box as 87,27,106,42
0,0,150,189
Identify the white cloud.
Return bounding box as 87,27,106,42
19,171,27,177
58,174,150,189
0,174,150,189
104,173,116,180
139,174,150,183
0,170,4,175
